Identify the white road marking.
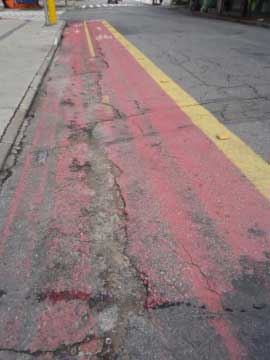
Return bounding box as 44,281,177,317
78,2,150,9
96,34,113,40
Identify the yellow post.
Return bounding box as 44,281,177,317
47,0,58,25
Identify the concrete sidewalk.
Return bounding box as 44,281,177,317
0,15,64,172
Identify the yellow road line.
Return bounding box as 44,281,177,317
102,95,114,116
84,21,95,57
102,95,110,104
102,20,270,200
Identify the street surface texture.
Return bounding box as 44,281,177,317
63,5,270,161
1,4,270,360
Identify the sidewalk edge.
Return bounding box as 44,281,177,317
170,5,270,29
0,21,66,174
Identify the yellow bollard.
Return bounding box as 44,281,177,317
47,0,58,25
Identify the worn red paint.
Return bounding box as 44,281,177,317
37,290,91,303
1,20,270,359
30,24,96,352
0,95,51,256
87,21,270,359
0,24,98,353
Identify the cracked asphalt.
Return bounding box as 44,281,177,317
1,4,270,360
62,4,270,161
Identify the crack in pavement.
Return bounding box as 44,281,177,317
181,243,223,300
0,334,96,358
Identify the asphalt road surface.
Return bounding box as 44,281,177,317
1,3,270,360
63,2,270,161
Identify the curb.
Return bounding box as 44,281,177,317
168,5,270,29
193,11,270,29
0,21,66,174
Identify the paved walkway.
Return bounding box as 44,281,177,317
0,9,64,21
0,14,63,167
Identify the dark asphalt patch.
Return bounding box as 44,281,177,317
222,256,270,360
123,307,230,360
34,149,49,166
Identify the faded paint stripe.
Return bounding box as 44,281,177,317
84,21,95,57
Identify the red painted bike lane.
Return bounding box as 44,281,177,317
0,20,270,359
87,21,270,359
0,23,101,357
